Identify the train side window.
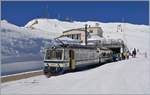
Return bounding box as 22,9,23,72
102,52,106,57
69,50,71,58
64,50,68,60
96,50,99,53
46,50,51,59
56,50,62,60
45,50,62,60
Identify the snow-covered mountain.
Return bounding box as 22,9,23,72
25,18,150,55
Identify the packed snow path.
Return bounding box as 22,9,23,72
1,57,150,94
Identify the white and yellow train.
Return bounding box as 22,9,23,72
43,44,113,74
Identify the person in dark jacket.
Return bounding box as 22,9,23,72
112,54,117,61
132,48,136,58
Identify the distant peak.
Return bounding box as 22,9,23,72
1,19,8,23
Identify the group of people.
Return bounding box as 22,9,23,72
122,48,137,59
112,48,137,61
122,51,129,60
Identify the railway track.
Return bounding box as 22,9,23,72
1,70,43,83
1,61,110,83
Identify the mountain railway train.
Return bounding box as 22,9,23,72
43,44,113,75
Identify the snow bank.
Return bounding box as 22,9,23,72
1,57,150,94
1,21,52,75
1,21,52,57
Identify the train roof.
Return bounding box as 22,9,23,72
45,44,99,50
45,44,111,50
45,38,110,50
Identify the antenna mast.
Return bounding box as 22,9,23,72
122,17,127,52
85,24,88,45
122,17,125,41
45,5,49,18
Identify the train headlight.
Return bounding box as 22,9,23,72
52,46,56,49
97,50,99,53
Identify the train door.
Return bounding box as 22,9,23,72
69,49,75,70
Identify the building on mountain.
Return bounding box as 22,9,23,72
60,25,104,43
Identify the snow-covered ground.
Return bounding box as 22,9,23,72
1,56,150,94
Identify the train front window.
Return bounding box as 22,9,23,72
45,49,63,60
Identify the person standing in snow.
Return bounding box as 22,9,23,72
127,51,129,59
144,52,147,58
123,52,127,59
121,52,124,60
132,48,136,58
112,54,117,61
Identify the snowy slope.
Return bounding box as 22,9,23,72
25,18,150,57
1,57,150,94
101,23,150,54
1,20,52,75
1,20,52,57
25,18,85,33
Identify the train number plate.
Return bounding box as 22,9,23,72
49,63,57,67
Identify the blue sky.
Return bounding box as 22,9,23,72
1,1,149,26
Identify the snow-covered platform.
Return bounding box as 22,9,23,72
1,57,150,94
